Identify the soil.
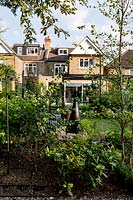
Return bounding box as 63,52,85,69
0,149,133,200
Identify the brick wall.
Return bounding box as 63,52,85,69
14,56,23,83
69,55,103,75
0,55,15,66
38,62,50,76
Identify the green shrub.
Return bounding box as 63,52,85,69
0,131,6,144
105,130,121,148
115,163,133,191
44,133,120,195
80,104,91,112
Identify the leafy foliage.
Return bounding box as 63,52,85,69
115,163,133,191
89,0,133,164
0,81,65,151
45,133,120,195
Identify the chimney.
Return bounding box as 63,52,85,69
44,36,51,51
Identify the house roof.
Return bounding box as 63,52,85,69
70,36,102,55
45,35,103,62
18,55,43,61
0,39,16,54
13,43,40,47
121,50,133,68
12,43,44,61
45,36,102,63
8,36,103,63
17,50,45,61
46,48,74,62
105,50,133,72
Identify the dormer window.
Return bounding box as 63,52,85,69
17,47,22,55
26,47,38,55
58,49,68,55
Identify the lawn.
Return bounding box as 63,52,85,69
80,118,120,141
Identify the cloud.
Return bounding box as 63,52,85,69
54,5,90,32
0,18,7,29
64,7,89,31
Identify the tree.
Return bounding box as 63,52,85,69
0,0,88,43
90,0,133,163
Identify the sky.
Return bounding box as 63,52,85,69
0,0,131,49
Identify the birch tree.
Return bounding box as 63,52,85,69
91,0,133,163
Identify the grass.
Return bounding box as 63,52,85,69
80,118,120,140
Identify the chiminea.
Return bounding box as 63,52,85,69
66,98,80,134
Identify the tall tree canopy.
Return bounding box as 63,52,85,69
95,0,133,163
0,0,88,43
90,0,133,65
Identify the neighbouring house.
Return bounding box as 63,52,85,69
104,50,133,91
122,50,133,76
105,50,133,76
1,36,105,103
0,39,16,67
0,38,23,84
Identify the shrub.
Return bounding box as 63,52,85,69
115,163,133,192
44,133,120,195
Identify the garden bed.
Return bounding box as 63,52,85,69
0,152,133,199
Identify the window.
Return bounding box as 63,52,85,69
24,63,37,76
54,64,67,76
17,47,22,55
26,47,38,55
79,58,94,68
66,85,82,103
130,69,133,76
58,49,68,55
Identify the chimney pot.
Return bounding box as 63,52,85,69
44,36,51,51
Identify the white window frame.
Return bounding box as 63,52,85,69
58,49,68,55
54,63,67,76
79,58,94,69
17,47,22,55
130,69,133,76
26,47,38,55
24,63,37,76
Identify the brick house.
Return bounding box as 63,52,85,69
1,37,133,103
0,38,24,84
0,39,16,67
1,36,104,103
40,36,103,103
105,50,133,76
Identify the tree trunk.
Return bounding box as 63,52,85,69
121,126,126,163
130,138,133,166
